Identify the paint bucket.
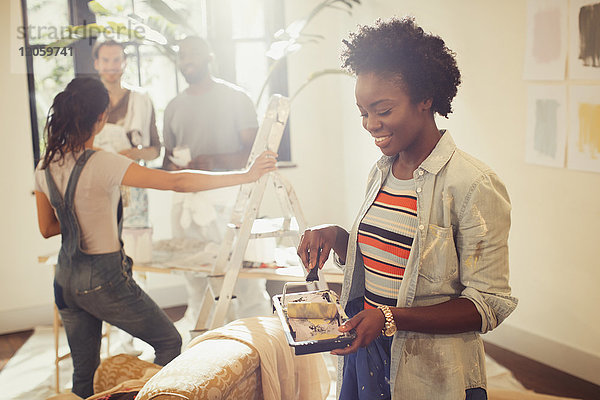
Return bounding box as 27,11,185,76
122,227,153,264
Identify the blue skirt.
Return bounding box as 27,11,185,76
338,297,488,400
339,297,392,400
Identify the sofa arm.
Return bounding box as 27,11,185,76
93,354,160,394
136,338,262,400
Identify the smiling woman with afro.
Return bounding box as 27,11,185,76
297,16,516,400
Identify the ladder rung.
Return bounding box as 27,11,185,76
250,230,300,239
227,217,299,233
215,295,237,301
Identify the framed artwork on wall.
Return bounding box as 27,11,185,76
567,85,600,173
568,0,600,80
523,0,568,80
525,84,567,167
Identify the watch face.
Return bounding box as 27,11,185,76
385,323,397,336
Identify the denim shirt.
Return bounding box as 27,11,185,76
337,132,517,399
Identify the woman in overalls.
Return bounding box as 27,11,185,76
33,77,277,398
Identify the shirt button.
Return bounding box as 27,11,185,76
416,187,422,193
419,224,425,230
418,170,424,176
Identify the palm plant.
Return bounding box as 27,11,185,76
256,0,361,105
48,0,362,104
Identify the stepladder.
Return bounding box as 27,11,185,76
193,95,327,332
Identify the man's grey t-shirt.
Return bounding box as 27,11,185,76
163,79,258,158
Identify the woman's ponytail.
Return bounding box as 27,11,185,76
42,77,109,169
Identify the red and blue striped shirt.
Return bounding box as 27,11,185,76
358,173,418,310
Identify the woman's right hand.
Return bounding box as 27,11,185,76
246,150,278,182
297,225,348,271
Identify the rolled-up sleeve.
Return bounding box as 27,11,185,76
456,172,518,333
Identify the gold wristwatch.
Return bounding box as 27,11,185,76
378,305,397,336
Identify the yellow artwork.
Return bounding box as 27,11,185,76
578,103,600,159
567,86,600,173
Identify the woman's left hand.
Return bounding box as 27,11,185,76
246,150,278,181
331,308,386,355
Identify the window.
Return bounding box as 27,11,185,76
22,0,290,168
21,0,75,168
206,0,291,161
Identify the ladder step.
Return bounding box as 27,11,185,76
215,295,237,301
227,217,299,233
250,230,299,239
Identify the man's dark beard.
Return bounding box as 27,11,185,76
182,66,208,84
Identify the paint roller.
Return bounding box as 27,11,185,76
285,262,339,319
286,300,338,319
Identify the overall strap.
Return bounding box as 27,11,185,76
117,195,124,239
45,149,96,264
44,150,95,207
44,167,63,208
63,149,95,207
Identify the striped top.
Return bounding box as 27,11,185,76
358,172,418,309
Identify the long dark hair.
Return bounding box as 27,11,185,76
42,77,109,169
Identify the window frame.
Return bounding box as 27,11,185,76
23,0,291,168
205,0,291,161
22,0,97,169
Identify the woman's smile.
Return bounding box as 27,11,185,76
355,72,441,162
374,134,392,148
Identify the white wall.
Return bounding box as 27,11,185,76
281,0,600,385
0,0,57,333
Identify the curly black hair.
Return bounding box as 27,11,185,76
341,17,461,118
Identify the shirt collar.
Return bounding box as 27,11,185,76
375,130,457,176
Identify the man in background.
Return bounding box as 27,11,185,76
163,36,271,335
94,40,161,164
94,39,161,228
163,36,257,172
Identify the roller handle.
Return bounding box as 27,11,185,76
305,249,320,282
306,264,319,282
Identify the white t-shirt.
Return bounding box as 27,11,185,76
34,151,132,254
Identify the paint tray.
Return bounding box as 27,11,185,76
272,288,356,355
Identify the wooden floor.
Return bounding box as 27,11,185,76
483,341,600,400
2,305,599,399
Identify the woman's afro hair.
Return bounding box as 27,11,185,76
341,17,461,118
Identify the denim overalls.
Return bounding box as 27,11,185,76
46,150,181,398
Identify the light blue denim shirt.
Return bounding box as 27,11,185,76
337,132,517,399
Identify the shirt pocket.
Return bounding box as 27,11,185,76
418,224,458,283
396,334,469,399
